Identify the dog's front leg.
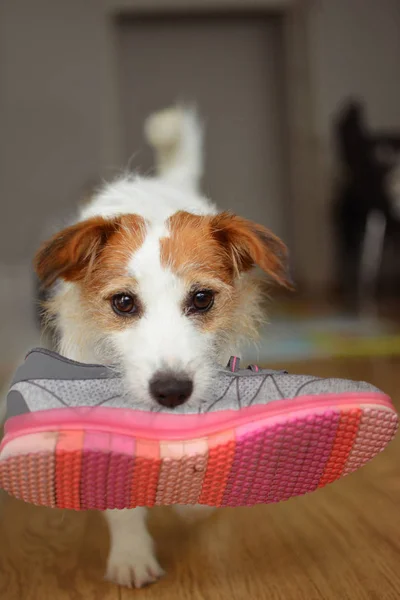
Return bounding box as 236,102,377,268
104,507,164,589
173,504,216,523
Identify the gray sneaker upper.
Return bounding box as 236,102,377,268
6,348,383,419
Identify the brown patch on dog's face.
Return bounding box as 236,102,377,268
35,215,146,286
160,212,234,334
163,211,289,284
84,215,146,287
35,214,146,331
162,212,233,282
35,210,289,339
81,215,147,331
161,211,290,333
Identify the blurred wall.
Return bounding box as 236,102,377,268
0,1,292,268
0,0,292,362
118,15,288,240
1,0,400,358
0,0,111,363
0,1,106,266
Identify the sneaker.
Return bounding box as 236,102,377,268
0,349,397,510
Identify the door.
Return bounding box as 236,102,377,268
117,14,289,241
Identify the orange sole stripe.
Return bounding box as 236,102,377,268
130,440,160,507
318,408,362,488
56,430,84,509
199,430,235,506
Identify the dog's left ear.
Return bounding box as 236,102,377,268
211,212,292,287
34,217,120,288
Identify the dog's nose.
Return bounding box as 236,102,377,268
149,372,193,408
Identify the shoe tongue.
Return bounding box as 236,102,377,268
226,356,240,372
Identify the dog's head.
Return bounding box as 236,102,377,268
35,210,290,410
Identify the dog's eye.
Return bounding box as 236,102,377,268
190,290,214,313
111,293,137,316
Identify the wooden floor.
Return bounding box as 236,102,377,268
1,356,399,600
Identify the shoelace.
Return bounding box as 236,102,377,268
226,356,287,375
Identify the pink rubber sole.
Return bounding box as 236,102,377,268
0,393,397,510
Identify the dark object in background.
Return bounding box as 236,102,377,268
332,99,400,307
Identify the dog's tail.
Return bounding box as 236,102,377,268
144,105,203,194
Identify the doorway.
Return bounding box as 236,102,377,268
116,13,289,242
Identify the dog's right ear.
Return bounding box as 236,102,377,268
34,217,120,288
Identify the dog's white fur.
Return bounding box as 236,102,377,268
4,106,286,588
51,107,228,588
52,109,237,414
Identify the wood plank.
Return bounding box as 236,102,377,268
0,497,118,600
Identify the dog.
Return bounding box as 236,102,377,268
31,106,289,588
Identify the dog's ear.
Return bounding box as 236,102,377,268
34,217,120,288
210,212,292,287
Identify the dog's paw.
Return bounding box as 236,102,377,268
105,546,165,589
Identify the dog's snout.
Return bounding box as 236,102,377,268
149,372,193,408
